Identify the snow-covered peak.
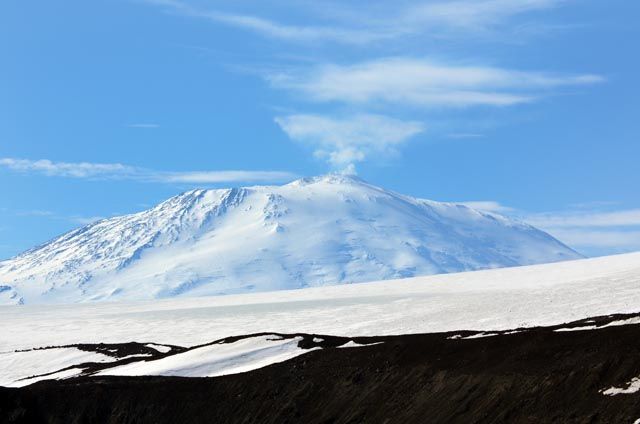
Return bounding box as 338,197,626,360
0,176,582,305
287,173,367,187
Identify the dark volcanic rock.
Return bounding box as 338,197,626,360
3,314,640,423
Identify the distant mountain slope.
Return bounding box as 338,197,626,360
0,174,581,305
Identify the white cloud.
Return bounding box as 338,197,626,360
162,170,298,184
269,58,603,108
526,209,640,228
542,228,640,249
456,200,640,253
525,208,640,254
143,0,392,44
141,1,602,169
15,210,55,217
275,114,424,169
144,0,567,44
69,216,107,225
0,158,295,185
7,209,107,226
460,201,515,213
0,158,136,179
205,12,391,44
405,0,563,30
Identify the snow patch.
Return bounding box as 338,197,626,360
603,317,640,328
555,317,640,333
97,336,317,378
145,344,172,354
460,333,498,339
0,348,114,387
601,377,640,396
554,326,598,332
16,368,84,387
339,341,384,348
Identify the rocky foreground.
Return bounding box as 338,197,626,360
3,313,640,423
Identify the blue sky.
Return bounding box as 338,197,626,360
1,0,639,259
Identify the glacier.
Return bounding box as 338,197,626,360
0,174,581,305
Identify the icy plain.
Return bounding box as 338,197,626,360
1,251,638,353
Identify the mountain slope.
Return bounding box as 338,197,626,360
0,174,581,305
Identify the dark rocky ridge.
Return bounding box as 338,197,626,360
3,313,640,423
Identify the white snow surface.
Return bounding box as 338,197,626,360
0,348,114,387
97,336,314,378
0,174,580,305
1,252,639,353
20,368,84,387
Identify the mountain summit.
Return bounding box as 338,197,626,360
0,175,581,305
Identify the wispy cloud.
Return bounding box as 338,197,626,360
0,158,137,179
6,209,107,226
526,209,640,228
270,58,601,171
526,209,640,254
143,0,567,44
207,12,391,44
0,158,296,185
461,200,640,254
541,229,640,250
161,170,297,184
275,114,424,171
143,0,394,44
15,210,56,217
269,58,603,108
460,201,515,213
140,0,601,172
405,0,564,31
69,216,107,225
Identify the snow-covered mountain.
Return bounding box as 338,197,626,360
0,174,581,305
